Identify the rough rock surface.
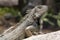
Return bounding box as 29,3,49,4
23,30,60,40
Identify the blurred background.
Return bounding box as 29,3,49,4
0,0,60,34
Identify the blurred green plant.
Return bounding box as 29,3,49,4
40,11,60,27
0,7,22,17
41,12,55,26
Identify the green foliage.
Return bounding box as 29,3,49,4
57,13,60,27
0,7,22,17
41,12,55,26
41,11,60,27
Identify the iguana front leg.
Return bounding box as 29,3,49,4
25,22,39,37
25,25,38,37
25,25,33,37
